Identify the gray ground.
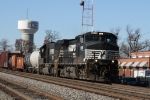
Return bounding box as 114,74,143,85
0,72,119,100
0,90,14,100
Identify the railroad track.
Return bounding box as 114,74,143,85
0,78,64,100
0,71,64,100
0,84,23,100
1,69,150,100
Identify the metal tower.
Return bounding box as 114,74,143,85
80,0,94,33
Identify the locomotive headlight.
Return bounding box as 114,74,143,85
112,60,114,63
99,32,103,35
95,59,98,62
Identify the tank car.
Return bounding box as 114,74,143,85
39,31,119,82
24,50,40,73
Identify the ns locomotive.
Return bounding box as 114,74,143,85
39,31,119,82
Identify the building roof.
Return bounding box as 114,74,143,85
139,61,148,67
131,62,140,67
120,62,126,67
125,62,133,67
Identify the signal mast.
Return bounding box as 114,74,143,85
80,0,94,34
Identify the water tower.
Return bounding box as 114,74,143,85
18,19,39,53
18,20,39,53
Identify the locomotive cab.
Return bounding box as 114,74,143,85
75,32,119,82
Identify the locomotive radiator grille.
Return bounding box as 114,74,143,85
84,49,119,60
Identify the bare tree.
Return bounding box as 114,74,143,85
8,45,14,51
110,27,121,44
15,39,23,51
15,39,35,55
0,38,11,51
44,30,60,44
110,27,121,38
119,42,130,58
120,25,150,58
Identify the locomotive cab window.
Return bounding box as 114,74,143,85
86,36,99,42
101,36,117,44
106,38,111,42
112,37,117,43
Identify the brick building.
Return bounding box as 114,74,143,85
118,51,150,77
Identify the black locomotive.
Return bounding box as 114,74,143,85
39,31,119,82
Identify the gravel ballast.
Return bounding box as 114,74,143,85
0,72,119,100
0,90,14,100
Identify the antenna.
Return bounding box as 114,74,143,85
27,8,28,19
80,0,94,32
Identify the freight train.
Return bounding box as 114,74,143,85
0,31,119,82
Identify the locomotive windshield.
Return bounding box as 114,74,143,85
86,36,99,41
103,36,117,43
85,35,116,43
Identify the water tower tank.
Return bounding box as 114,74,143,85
18,20,39,43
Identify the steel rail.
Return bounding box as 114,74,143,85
0,75,64,100
1,69,149,100
0,81,32,100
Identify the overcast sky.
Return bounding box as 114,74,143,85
0,0,150,48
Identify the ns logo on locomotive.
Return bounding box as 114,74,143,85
39,31,119,82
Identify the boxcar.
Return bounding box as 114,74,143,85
0,51,21,68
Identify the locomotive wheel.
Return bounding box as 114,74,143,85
28,68,33,73
39,68,42,75
78,69,86,80
49,67,54,76
99,67,107,78
33,69,37,74
60,68,64,77
64,67,70,78
94,66,108,82
70,67,78,79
